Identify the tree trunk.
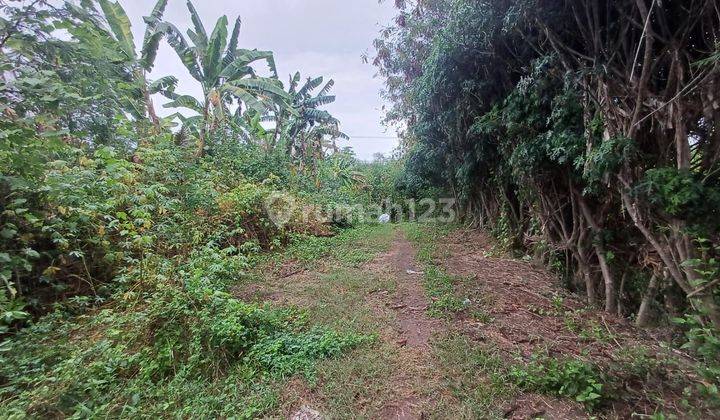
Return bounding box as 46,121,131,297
636,274,660,327
576,192,617,312
583,269,597,306
595,242,617,313
197,103,210,158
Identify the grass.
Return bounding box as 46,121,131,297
260,222,407,417
272,223,395,269
0,224,398,419
12,220,682,418
399,223,492,321
268,222,504,417
430,334,516,418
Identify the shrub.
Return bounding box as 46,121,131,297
510,355,606,410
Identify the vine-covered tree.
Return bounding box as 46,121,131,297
376,0,720,328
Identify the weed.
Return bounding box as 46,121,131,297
470,309,493,323
423,266,466,318
509,354,606,410
432,334,515,417
0,241,372,418
578,320,613,343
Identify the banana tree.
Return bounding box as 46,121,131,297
305,123,349,162
67,0,172,131
156,1,290,156
265,73,343,162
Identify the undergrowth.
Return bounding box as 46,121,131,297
273,224,395,269
401,223,484,319
0,234,372,418
509,354,605,410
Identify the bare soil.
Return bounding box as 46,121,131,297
384,233,442,349
436,228,692,418
370,232,444,419
241,226,698,419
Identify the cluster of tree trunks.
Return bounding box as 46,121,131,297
456,0,720,327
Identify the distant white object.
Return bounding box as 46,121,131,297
406,269,424,275
378,213,391,223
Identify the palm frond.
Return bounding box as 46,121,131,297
298,76,323,97
219,50,274,79
203,15,228,85
303,108,337,123
222,85,270,114
306,95,336,108
162,94,204,113
156,22,203,82
186,0,207,48
288,72,301,94
229,78,290,103
318,79,335,96
223,17,242,66
139,0,168,70
97,0,135,60
148,75,178,94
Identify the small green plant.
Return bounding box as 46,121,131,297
673,314,720,410
579,320,612,343
470,308,493,323
551,294,565,312
510,354,606,410
248,327,373,380
423,266,466,318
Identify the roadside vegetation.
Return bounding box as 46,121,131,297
2,0,720,418
375,0,720,414
0,1,395,417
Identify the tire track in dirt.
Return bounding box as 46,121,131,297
366,230,443,419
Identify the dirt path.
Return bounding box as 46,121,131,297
386,233,441,349
245,224,698,419
374,232,443,418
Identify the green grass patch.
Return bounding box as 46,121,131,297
400,223,477,319
423,265,469,318
400,222,458,264
0,234,378,418
269,223,395,269
431,334,516,418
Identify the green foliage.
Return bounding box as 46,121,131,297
0,3,390,417
673,314,720,409
248,327,371,380
583,136,636,190
434,335,515,417
375,0,720,345
0,234,369,417
423,266,468,318
636,168,720,225
510,355,606,410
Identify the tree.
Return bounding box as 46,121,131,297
156,1,290,156
266,73,347,169
64,0,172,133
375,0,720,327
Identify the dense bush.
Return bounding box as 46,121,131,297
375,0,720,330
0,1,393,416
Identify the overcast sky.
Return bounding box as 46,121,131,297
120,0,399,160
